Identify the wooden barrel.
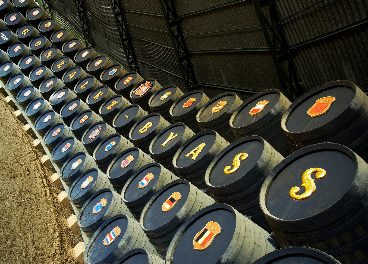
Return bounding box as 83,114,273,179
173,131,229,190
148,85,184,122
170,90,210,133
51,56,76,79
115,72,144,102
113,104,147,139
166,203,276,264
230,90,292,157
0,29,19,52
93,133,134,173
74,47,99,68
26,6,50,28
38,18,62,39
130,79,162,112
0,50,10,66
16,85,42,109
40,47,64,68
43,123,74,152
39,77,65,101
70,110,103,140
34,110,63,137
0,0,16,18
68,168,113,210
18,54,42,76
140,179,215,257
6,73,33,97
253,247,340,264
100,64,128,87
0,62,22,84
62,38,85,59
7,42,31,64
99,95,131,125
77,189,134,238
83,214,157,264
86,85,117,112
74,76,102,101
4,11,27,32
81,121,116,156
16,25,40,45
28,35,52,57
60,98,90,126
60,151,97,186
49,87,77,113
51,136,86,168
112,248,164,264
50,29,73,50
28,65,53,88
129,113,170,153
86,56,113,79
13,0,38,16
149,123,195,172
281,81,368,161
62,66,88,89
122,163,179,220
25,97,52,123
107,147,155,193
260,142,368,263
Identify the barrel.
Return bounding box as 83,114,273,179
100,64,128,87
62,66,88,89
18,54,42,76
107,147,155,193
74,76,102,101
51,137,86,168
173,130,229,190
122,163,179,220
7,42,31,64
86,56,113,79
25,97,52,123
165,203,276,264
0,0,16,18
38,18,62,39
68,168,113,210
28,35,52,57
26,6,50,28
0,62,22,84
81,121,116,156
61,38,85,59
49,88,77,114
230,90,292,157
60,98,90,126
70,110,103,140
40,47,64,68
43,123,74,152
86,85,117,112
281,81,368,162
129,113,170,154
50,29,73,50
60,151,97,186
0,29,19,52
16,25,39,45
39,77,65,100
74,47,99,68
4,11,27,32
0,50,11,66
112,248,164,264
34,110,63,137
113,104,147,139
13,0,38,16
170,90,210,133
115,72,144,102
140,179,215,257
259,142,368,263
77,189,134,238
83,214,157,264
99,95,131,125
6,73,33,97
148,85,184,122
149,123,195,172
253,247,340,264
93,133,134,173
16,85,41,109
51,56,76,79
130,80,162,112
28,65,53,88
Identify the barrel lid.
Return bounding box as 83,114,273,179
101,65,122,81
87,85,110,105
100,95,123,115
49,87,70,106
52,137,75,160
6,74,24,91
75,76,96,94
0,62,13,77
174,131,216,168
17,24,33,39
123,163,161,202
44,123,65,144
13,0,31,7
170,90,204,118
38,18,55,33
16,86,34,103
62,152,87,181
51,56,70,73
0,30,12,45
130,80,155,100
143,181,190,231
26,7,43,20
108,147,139,180
87,56,107,72
62,38,80,53
150,123,187,155
94,134,121,161
40,47,57,62
7,42,24,57
149,86,177,108
115,73,139,92
112,248,151,264
69,168,99,200
29,65,46,81
5,12,22,26
74,48,94,62
71,110,93,131
29,36,47,51
18,54,36,69
82,122,106,144
62,66,82,84
129,113,160,141
206,137,265,187
50,29,68,43
61,98,81,118
40,77,57,94
0,0,10,10
113,105,141,129
35,110,55,130
26,98,44,116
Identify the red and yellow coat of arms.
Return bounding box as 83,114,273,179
307,96,336,118
193,221,221,250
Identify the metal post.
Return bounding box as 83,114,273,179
74,0,95,46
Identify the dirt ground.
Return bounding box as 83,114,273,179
0,93,81,264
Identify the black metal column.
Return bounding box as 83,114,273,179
74,0,94,46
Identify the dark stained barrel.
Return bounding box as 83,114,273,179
13,0,38,16
74,76,102,101
130,79,162,112
26,6,50,28
16,86,41,109
0,62,22,84
122,163,179,220
62,38,85,59
51,56,76,79
18,54,42,76
43,123,74,152
113,104,147,139
5,11,27,32
166,203,276,264
260,143,368,263
50,29,73,50
39,77,65,100
282,81,368,162
129,113,170,154
205,136,283,231
0,30,19,52
99,95,131,125
40,47,64,68
25,97,52,123
86,56,113,79
60,151,97,186
170,90,210,133
34,110,63,137
0,18,6,30
78,189,134,238
230,90,292,157
60,98,90,126
68,168,113,209
148,85,184,122
149,123,195,172
196,92,243,143
16,25,39,45
112,248,164,264
100,64,128,87
81,121,116,156
62,66,88,89
93,133,134,173
7,42,31,64
86,85,117,112
140,179,215,257
107,147,155,193
115,72,144,102
38,18,62,39
0,0,16,18
173,131,229,190
253,247,340,264
49,87,77,113
70,110,103,140
51,137,86,168
28,65,53,88
0,50,11,66
28,35,52,57
74,47,99,68
83,214,157,264
6,73,32,97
